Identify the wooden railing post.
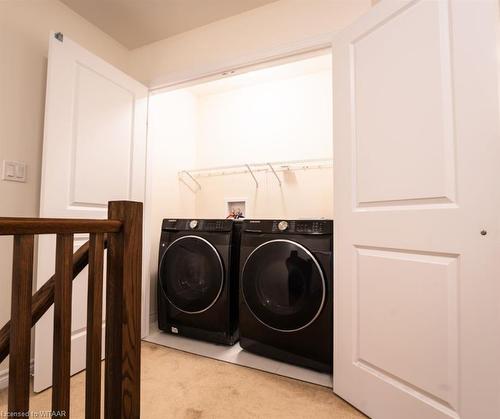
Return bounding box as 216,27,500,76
8,234,34,415
85,232,105,419
52,233,74,416
105,201,143,419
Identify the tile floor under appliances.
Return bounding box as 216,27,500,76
146,329,332,387
0,341,364,418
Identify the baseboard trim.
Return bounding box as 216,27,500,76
0,360,34,391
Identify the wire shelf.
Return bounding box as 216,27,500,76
178,157,333,192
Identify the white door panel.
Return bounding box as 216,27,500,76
333,1,500,418
353,0,456,206
34,33,148,392
71,65,135,206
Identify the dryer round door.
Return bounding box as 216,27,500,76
242,239,326,332
159,235,224,314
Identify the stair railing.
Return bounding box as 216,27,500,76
0,200,143,419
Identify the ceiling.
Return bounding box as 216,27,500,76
61,0,280,49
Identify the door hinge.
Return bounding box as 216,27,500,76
54,32,64,42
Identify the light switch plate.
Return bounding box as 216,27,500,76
2,160,27,183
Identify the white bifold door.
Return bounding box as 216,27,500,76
34,34,148,392
332,1,500,419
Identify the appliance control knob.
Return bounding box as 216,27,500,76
189,220,198,229
278,221,288,231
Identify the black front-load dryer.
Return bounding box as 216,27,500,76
157,219,241,345
239,219,333,372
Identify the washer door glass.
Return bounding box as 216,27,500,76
160,236,224,313
242,239,326,332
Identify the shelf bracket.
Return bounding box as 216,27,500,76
267,163,282,187
245,164,259,188
178,176,198,193
179,170,202,192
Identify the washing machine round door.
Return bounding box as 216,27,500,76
159,235,224,314
242,239,326,332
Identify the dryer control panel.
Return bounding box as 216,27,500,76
162,218,234,232
243,219,333,235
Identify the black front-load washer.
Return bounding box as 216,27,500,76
239,219,333,372
157,219,241,345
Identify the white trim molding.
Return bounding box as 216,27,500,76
149,32,334,91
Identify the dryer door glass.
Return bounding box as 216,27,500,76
160,236,224,313
242,239,326,332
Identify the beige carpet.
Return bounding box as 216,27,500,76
0,341,365,418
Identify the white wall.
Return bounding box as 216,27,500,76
196,71,332,167
0,0,129,384
194,168,334,220
127,0,371,85
148,90,197,320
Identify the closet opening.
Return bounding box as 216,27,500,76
146,49,334,387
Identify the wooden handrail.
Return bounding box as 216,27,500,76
1,200,143,419
0,218,122,235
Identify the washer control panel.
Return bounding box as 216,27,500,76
295,221,327,234
203,220,227,231
244,219,333,235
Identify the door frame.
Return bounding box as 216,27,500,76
142,32,337,342
148,32,335,91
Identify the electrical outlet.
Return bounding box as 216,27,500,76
2,160,27,183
